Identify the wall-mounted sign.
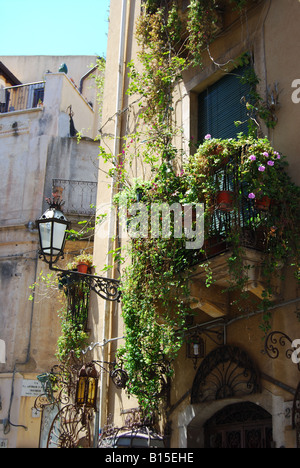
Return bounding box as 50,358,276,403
21,379,43,397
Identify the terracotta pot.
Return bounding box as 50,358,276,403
77,262,89,274
255,195,271,211
216,191,234,212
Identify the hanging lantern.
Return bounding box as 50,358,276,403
36,197,70,266
186,332,205,369
75,363,99,410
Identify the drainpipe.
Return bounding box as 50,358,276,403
97,0,128,442
79,58,100,94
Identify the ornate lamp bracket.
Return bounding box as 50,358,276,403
36,196,121,302
55,269,121,302
185,324,225,369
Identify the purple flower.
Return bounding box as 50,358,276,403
263,152,269,157
205,134,211,140
274,151,281,159
258,165,265,172
248,192,256,199
249,155,256,161
267,160,274,166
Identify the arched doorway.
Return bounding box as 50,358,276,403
204,402,273,448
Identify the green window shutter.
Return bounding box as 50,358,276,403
198,66,252,141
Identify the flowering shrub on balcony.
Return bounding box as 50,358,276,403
189,134,300,239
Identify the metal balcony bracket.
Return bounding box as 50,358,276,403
52,266,121,302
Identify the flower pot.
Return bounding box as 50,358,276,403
216,191,234,212
77,262,90,274
255,195,271,211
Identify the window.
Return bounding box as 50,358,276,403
198,66,252,141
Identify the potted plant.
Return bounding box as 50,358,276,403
255,195,271,211
216,190,235,212
238,136,284,206
73,252,94,274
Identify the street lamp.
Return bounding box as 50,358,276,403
36,197,70,265
36,197,121,302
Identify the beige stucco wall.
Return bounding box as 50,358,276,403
0,56,97,89
95,0,300,448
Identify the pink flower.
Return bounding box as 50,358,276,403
267,160,274,166
248,192,256,199
249,155,256,161
263,152,269,157
258,165,265,172
274,151,281,159
205,134,211,140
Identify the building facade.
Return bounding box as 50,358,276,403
93,0,300,449
0,56,101,448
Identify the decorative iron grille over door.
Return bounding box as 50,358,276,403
191,345,261,403
204,402,273,449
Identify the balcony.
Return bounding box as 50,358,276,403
52,179,97,218
0,82,45,113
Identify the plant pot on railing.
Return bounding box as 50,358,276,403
255,195,271,211
73,252,94,274
216,191,234,212
77,262,90,274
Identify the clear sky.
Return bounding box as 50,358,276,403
0,0,110,57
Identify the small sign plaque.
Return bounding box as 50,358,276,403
21,379,43,397
0,439,8,448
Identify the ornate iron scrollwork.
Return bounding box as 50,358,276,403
47,404,92,448
263,331,300,371
34,362,78,412
89,274,121,302
59,270,121,303
191,345,261,403
34,355,128,414
98,409,164,448
34,354,129,448
185,324,224,368
264,331,300,448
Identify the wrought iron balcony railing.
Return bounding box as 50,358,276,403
198,156,271,262
0,81,45,113
52,179,97,217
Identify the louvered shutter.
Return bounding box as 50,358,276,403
198,66,252,141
